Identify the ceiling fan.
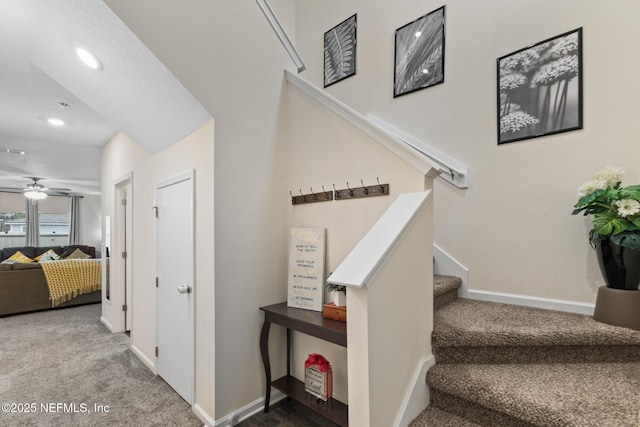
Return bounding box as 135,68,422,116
0,177,72,199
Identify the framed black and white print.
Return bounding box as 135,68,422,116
324,14,357,88
497,28,583,144
394,6,445,98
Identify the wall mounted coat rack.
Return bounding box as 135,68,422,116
334,179,389,201
290,187,334,205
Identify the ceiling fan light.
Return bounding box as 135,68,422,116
48,118,65,126
25,190,47,200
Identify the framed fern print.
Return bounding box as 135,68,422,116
324,14,357,88
394,6,445,98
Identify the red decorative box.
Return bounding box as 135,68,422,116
304,353,333,401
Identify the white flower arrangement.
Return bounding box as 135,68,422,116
573,166,640,249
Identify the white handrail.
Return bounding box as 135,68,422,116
327,191,431,288
255,0,306,73
285,71,469,188
286,71,444,179
367,116,469,189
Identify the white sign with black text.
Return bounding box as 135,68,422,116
288,227,325,311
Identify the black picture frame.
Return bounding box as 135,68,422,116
324,14,357,88
394,6,446,98
497,28,583,144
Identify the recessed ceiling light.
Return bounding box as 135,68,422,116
415,31,422,38
48,118,65,126
76,47,104,71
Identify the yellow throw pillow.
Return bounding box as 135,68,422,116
65,248,91,259
7,251,34,263
35,249,60,262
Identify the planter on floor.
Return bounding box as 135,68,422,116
593,286,640,331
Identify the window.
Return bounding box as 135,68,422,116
38,196,71,246
0,193,71,248
0,192,28,247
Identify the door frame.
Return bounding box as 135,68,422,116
111,172,133,334
155,169,196,404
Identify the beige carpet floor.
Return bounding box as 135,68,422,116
0,304,203,427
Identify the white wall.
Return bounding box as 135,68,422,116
101,131,150,334
101,122,215,418
285,83,427,404
105,0,297,418
295,0,640,304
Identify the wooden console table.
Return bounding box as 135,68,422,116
259,302,348,426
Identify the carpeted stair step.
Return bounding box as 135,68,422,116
409,405,483,427
427,362,640,427
433,299,640,364
433,274,462,310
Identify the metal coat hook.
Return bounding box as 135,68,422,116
361,179,369,195
334,179,390,201
290,185,334,205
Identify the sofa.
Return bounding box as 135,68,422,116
0,245,101,317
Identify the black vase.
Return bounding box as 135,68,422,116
595,237,640,290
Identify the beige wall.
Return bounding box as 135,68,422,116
79,194,102,252
295,0,640,303
285,83,427,403
101,131,150,334
101,121,215,417
106,0,298,418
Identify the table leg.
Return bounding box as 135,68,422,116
286,328,291,377
260,320,272,413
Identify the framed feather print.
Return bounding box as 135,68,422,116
324,14,357,88
394,6,446,98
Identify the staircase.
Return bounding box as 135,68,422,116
411,275,640,427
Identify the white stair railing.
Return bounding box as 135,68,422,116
328,191,434,426
285,71,469,189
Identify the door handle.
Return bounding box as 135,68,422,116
177,284,192,294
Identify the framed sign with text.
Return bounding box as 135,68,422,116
288,227,325,311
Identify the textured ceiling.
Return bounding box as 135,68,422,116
0,0,211,195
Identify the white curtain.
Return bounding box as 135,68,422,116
69,195,81,245
25,198,39,247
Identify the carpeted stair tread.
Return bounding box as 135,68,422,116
409,405,482,427
427,362,640,427
433,298,640,348
433,274,462,297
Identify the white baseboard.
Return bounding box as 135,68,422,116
433,243,468,296
99,316,114,332
394,355,436,427
433,244,594,315
467,289,595,315
214,389,286,426
131,344,156,373
193,403,216,427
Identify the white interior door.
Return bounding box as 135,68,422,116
156,172,194,404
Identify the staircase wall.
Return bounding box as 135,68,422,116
285,82,428,405
294,0,640,305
